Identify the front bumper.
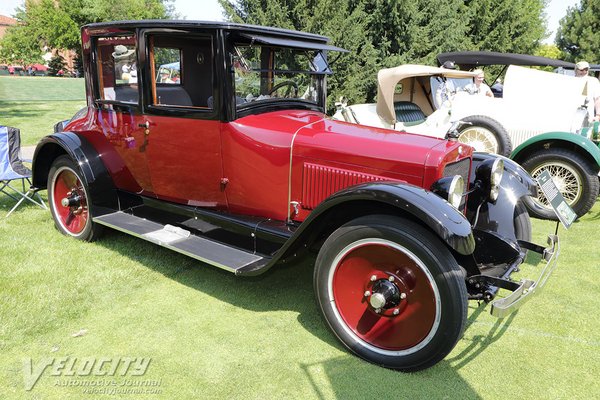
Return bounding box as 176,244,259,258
489,235,560,318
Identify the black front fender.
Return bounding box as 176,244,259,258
294,182,475,256
469,152,537,240
32,132,118,214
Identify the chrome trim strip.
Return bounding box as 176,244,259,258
286,117,325,221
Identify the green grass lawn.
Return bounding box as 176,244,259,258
1,194,599,399
1,76,599,399
0,76,86,145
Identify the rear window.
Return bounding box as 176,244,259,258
94,35,139,104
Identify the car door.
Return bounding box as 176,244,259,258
92,33,154,195
139,30,227,209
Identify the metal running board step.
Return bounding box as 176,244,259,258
93,211,265,273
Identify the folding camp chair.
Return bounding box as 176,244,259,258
0,125,47,217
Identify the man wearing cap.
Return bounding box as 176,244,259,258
575,61,600,122
434,61,458,108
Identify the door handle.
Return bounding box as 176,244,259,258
138,121,150,135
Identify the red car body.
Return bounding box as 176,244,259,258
31,21,558,371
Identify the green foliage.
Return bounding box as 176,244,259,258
465,0,547,54
220,0,547,111
556,0,600,63
47,54,66,76
0,0,175,65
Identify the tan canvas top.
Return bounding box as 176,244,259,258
376,65,479,124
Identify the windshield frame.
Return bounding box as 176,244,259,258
227,40,329,118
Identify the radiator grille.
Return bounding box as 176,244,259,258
301,163,384,210
443,158,471,184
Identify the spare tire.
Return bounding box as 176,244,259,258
457,115,512,157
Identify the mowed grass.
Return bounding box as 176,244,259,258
1,76,599,399
1,194,600,399
0,76,86,145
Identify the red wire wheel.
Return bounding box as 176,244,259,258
329,239,440,352
314,215,467,371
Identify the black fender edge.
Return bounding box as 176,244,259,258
470,152,537,240
32,132,118,214
239,181,475,276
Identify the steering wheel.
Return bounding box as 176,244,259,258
268,80,299,97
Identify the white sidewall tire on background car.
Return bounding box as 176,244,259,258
314,215,468,371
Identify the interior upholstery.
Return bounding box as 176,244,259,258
394,101,427,124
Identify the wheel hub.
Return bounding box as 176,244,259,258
61,190,84,214
364,274,407,316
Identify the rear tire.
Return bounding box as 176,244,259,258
314,215,467,371
521,148,599,220
48,155,102,241
458,115,512,157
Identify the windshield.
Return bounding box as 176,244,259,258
231,44,327,109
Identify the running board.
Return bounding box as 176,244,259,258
93,211,267,273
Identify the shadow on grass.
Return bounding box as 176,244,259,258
85,227,516,398
0,102,55,119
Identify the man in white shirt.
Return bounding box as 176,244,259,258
464,69,493,97
575,61,600,122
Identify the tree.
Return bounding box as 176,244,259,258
220,0,547,111
0,0,175,65
464,0,547,54
47,54,66,76
556,0,600,62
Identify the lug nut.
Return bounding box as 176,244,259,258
364,291,371,297
400,293,407,300
388,276,395,282
393,309,400,315
370,275,377,282
374,308,381,314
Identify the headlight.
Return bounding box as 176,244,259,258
431,175,464,209
475,158,504,202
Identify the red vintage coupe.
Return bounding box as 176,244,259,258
32,20,558,371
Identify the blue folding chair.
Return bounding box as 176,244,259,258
0,125,47,217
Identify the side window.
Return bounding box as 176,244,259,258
95,35,138,104
154,48,181,85
149,35,213,109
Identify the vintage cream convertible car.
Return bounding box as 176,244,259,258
333,55,600,220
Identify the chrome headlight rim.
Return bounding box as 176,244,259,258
447,175,464,208
430,175,464,209
490,158,504,201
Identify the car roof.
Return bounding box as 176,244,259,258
437,51,576,69
375,65,478,125
84,19,330,43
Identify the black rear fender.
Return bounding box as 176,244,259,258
32,132,118,213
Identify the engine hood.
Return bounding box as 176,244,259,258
291,114,471,187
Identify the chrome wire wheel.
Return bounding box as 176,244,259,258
529,161,582,209
458,126,499,153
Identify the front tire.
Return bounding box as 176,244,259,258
458,115,512,157
314,215,467,371
521,148,599,220
48,155,101,241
